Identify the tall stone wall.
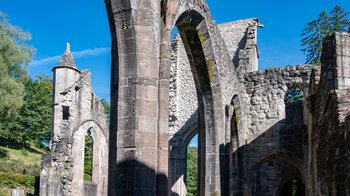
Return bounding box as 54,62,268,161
167,16,317,196
237,64,313,144
103,0,350,195
168,18,261,196
307,32,350,196
39,44,108,196
168,18,262,139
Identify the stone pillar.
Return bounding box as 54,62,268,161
157,26,172,196
105,0,164,195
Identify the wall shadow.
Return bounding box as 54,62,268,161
232,101,307,195
114,160,178,196
219,143,230,195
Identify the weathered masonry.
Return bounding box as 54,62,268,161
38,0,349,195
40,44,109,196
104,0,349,195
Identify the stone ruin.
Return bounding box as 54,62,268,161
38,0,350,195
39,44,109,196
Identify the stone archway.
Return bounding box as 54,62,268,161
169,111,198,196
71,120,108,196
104,0,234,194
245,154,305,196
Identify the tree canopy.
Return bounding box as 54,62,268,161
187,146,198,196
301,5,350,64
0,12,34,121
0,76,52,148
0,12,53,148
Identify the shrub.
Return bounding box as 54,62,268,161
0,172,35,188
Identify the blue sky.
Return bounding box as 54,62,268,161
2,0,350,146
2,0,350,101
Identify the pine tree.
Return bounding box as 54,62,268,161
329,5,350,32
301,11,329,64
301,6,350,64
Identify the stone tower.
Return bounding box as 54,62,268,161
40,44,109,196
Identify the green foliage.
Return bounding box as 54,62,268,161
187,147,198,196
0,12,34,121
0,76,24,121
0,76,52,147
84,130,93,181
100,98,110,124
284,88,304,104
0,12,34,79
0,172,35,188
301,5,350,64
0,12,48,148
292,178,298,196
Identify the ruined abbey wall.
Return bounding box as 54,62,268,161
38,1,350,195
307,32,350,196
39,44,108,196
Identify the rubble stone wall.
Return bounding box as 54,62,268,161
307,32,350,196
39,45,108,196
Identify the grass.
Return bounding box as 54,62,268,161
0,145,44,176
0,144,44,195
0,188,10,196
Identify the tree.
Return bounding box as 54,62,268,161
100,98,110,124
0,76,24,122
187,146,198,196
84,130,93,181
284,88,304,104
301,6,350,64
0,12,34,121
1,76,52,148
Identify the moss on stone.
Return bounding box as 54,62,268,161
177,16,192,26
206,59,215,82
234,106,241,125
198,32,209,45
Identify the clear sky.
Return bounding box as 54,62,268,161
2,0,350,147
2,0,350,101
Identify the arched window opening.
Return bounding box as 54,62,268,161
251,158,305,196
84,130,93,181
284,88,305,124
284,88,304,104
186,133,198,196
75,86,80,103
280,176,305,196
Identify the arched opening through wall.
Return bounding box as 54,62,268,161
279,176,305,196
250,158,305,196
168,10,224,195
84,129,93,181
284,87,305,127
186,134,198,196
168,24,200,196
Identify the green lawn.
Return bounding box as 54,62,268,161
0,145,45,195
0,146,44,176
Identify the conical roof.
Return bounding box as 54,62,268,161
56,43,77,68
